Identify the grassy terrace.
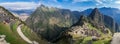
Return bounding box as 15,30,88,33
0,22,27,44
70,23,112,44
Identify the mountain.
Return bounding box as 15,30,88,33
80,7,120,32
26,5,78,42
88,8,104,27
63,8,112,44
81,7,120,24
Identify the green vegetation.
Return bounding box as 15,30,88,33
82,37,92,44
0,22,27,44
21,24,47,44
69,23,112,44
11,21,20,32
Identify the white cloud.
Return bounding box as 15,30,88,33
115,0,120,4
55,5,62,8
73,0,89,3
0,2,39,10
95,0,103,4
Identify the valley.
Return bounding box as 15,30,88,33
0,0,120,44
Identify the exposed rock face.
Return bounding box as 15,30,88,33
0,6,22,24
0,35,10,44
88,8,104,29
0,6,14,23
89,8,104,24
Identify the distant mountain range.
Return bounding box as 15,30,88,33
9,7,120,25
9,9,34,15
81,7,120,25
8,5,120,32
10,6,120,27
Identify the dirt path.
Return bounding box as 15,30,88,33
111,33,120,44
17,25,33,44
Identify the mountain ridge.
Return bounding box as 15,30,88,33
80,7,120,32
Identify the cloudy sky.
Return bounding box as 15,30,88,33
0,0,120,11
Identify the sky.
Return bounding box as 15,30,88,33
0,0,120,11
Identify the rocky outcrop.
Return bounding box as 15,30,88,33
0,6,15,23
88,8,104,29
89,8,104,24
0,35,10,44
0,6,23,24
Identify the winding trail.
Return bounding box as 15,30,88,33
111,33,120,44
17,25,33,44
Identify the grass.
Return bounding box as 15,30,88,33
11,21,19,32
93,38,111,44
82,37,92,44
21,24,47,44
0,22,27,44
